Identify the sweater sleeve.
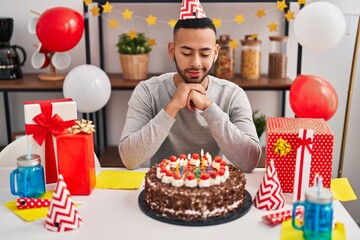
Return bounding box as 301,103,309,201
200,92,261,173
118,83,175,169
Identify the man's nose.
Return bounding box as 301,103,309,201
190,54,201,68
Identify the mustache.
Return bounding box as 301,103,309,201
185,68,206,71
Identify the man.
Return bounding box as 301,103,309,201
119,1,261,173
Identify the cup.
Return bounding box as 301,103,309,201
51,52,71,70
10,154,45,198
292,186,333,240
31,51,50,69
28,16,38,35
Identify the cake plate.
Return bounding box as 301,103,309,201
138,189,252,226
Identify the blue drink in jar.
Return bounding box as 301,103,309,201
10,154,45,198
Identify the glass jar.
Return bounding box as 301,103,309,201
240,35,261,80
10,154,45,198
268,36,288,79
214,34,235,80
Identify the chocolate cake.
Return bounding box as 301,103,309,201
143,153,247,220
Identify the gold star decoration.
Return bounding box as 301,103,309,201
122,8,133,20
147,38,156,47
234,15,245,24
90,5,100,16
256,9,266,18
102,1,113,13
108,19,118,29
277,0,288,12
268,22,278,32
167,19,177,28
285,11,295,21
251,34,259,40
83,0,93,6
146,14,157,26
229,39,239,49
212,18,222,28
298,0,306,5
128,30,137,39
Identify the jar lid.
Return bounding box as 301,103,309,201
269,35,288,42
17,154,41,167
240,35,261,46
305,186,333,204
218,34,231,43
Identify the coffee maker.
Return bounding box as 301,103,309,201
0,18,26,80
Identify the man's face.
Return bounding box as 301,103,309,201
170,28,218,84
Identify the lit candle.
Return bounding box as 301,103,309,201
180,165,183,175
201,149,204,157
176,163,179,175
195,168,200,179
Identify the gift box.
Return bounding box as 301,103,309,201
56,131,96,195
24,98,77,183
266,117,334,193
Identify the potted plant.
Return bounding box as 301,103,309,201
252,110,266,138
116,31,153,81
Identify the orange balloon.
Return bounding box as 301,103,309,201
290,75,338,121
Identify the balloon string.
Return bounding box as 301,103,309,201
30,10,41,16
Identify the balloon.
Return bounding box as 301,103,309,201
63,65,111,113
294,2,345,52
36,7,84,52
290,75,338,121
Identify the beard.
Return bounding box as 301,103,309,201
173,56,215,84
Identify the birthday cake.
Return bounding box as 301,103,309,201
143,152,247,220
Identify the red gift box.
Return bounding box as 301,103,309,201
266,117,334,193
24,98,77,183
56,132,96,195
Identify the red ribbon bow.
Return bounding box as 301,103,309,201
296,136,313,154
25,102,75,183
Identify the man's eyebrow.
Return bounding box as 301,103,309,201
180,46,212,51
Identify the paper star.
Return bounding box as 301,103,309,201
122,8,133,20
277,0,288,12
167,19,177,28
251,34,259,39
256,9,266,18
284,11,295,21
229,39,239,49
268,22,278,32
298,0,306,5
83,0,93,6
128,30,137,40
234,15,245,24
102,1,113,13
108,19,118,29
147,38,156,47
212,18,222,28
90,5,100,16
146,14,157,26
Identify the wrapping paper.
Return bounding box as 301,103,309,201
24,98,77,183
266,118,333,193
56,132,96,195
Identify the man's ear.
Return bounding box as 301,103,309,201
214,43,219,63
168,42,175,61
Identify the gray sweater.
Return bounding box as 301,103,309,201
119,72,261,172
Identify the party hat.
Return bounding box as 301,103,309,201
45,174,82,232
253,159,285,211
180,0,206,20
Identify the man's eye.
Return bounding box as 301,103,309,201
182,52,191,56
201,54,210,57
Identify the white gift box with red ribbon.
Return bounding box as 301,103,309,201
24,98,77,183
266,118,334,193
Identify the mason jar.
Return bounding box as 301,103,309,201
214,34,235,80
268,35,288,79
240,35,261,80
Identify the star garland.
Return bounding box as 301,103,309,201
84,0,306,50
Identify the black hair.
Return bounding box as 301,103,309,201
173,18,217,36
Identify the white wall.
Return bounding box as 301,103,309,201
0,0,359,224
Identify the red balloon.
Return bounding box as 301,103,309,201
36,7,84,52
290,75,338,121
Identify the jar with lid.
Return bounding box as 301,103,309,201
268,36,288,79
214,34,235,80
240,35,261,80
10,154,45,198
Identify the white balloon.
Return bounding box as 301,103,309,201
63,64,111,113
294,2,346,52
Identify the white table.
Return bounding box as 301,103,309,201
1,167,359,240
